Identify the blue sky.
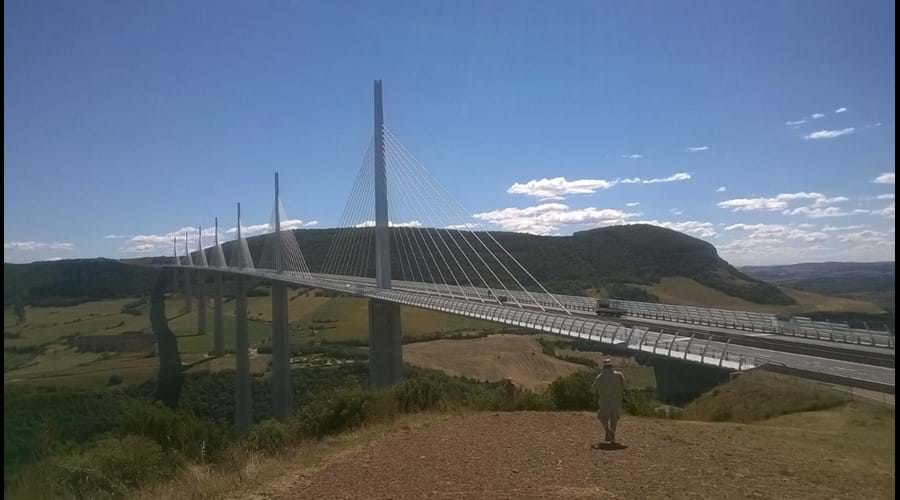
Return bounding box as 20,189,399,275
4,0,895,265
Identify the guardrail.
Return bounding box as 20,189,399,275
781,317,894,349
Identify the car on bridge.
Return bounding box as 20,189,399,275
595,299,626,318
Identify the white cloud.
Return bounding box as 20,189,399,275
804,128,855,140
718,197,789,212
837,230,893,245
633,220,717,238
507,172,690,199
716,186,727,192
354,220,424,228
866,123,882,128
103,234,127,239
872,172,895,184
507,177,618,199
4,241,75,251
781,206,853,218
835,107,847,113
626,202,641,207
669,208,683,215
473,203,638,235
821,225,868,232
876,194,895,200
124,219,318,253
724,223,829,242
445,222,480,230
872,204,895,218
44,257,64,261
621,154,643,160
785,120,807,126
718,192,848,214
811,113,825,119
641,172,691,184
685,146,709,152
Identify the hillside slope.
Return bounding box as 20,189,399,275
742,261,895,311
238,408,892,500
6,225,792,306
239,224,793,304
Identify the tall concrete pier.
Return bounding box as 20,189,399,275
183,233,192,313
369,80,403,388
234,275,252,432
213,218,225,357
197,227,207,334
270,172,293,420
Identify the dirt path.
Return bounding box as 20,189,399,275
260,412,892,499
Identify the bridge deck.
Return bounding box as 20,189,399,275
165,266,895,394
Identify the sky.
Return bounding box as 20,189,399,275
4,0,895,266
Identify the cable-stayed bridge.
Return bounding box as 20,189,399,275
159,81,894,430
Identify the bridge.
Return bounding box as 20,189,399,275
159,81,894,431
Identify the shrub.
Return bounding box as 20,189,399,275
107,374,124,386
38,435,178,498
548,371,596,411
116,401,225,461
245,420,291,454
295,389,370,438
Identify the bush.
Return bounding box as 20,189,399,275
38,435,178,498
116,401,225,461
295,389,370,438
245,420,291,454
107,374,124,386
548,371,596,411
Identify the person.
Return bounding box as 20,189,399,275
590,358,627,444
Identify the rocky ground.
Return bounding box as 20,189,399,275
248,411,893,499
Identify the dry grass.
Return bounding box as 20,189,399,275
647,276,884,315
133,412,450,500
402,334,588,391
683,370,850,422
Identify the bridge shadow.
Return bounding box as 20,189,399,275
591,442,629,451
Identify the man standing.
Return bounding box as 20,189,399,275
591,358,627,444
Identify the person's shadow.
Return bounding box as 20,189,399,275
591,442,629,451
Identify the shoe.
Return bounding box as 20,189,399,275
604,432,611,442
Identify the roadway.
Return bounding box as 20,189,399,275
167,266,896,394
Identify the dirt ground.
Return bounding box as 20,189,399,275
402,334,586,391
256,410,893,499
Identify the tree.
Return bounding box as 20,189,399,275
14,296,26,324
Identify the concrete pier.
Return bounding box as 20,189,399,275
368,299,403,388
271,282,292,420
651,357,730,405
213,272,224,356
183,268,192,313
234,276,252,432
197,271,207,334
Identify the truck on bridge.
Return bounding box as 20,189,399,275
595,298,627,318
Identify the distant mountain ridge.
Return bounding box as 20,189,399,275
6,225,793,306
742,261,895,312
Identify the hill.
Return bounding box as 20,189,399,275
240,224,795,305
7,225,800,306
742,261,895,311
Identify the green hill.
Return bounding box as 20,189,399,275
6,225,793,306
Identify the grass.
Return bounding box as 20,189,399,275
646,276,884,315
3,299,149,349
683,370,850,422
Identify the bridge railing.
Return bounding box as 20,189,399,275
780,317,894,349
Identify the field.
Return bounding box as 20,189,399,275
403,334,656,392
645,276,885,315
146,401,894,500
3,291,499,389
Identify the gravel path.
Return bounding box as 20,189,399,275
268,412,891,499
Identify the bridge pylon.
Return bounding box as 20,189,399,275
270,172,293,420
369,80,403,388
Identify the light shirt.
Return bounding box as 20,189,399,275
591,369,626,411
